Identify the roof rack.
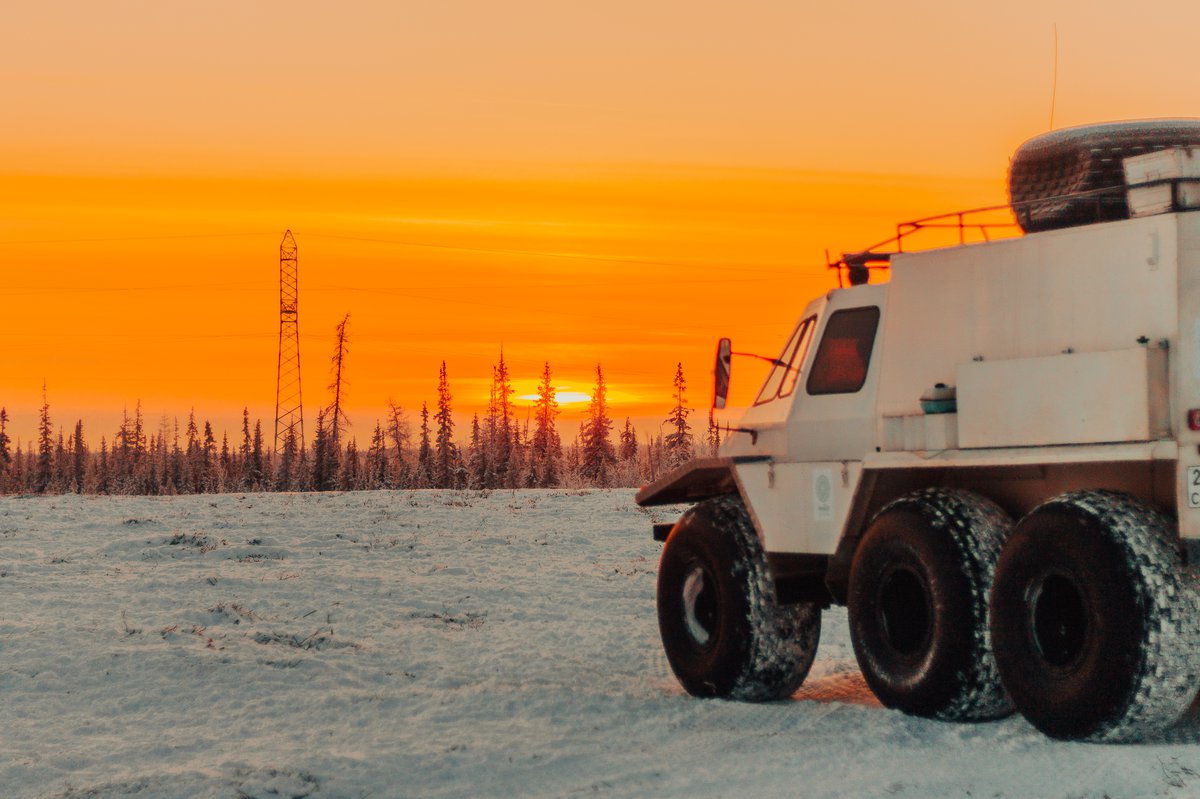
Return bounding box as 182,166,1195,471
827,203,1021,287
827,177,1200,288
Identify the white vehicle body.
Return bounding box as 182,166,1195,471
741,209,1193,551
641,204,1200,601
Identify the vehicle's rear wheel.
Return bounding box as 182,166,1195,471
990,490,1200,741
657,495,821,701
848,488,1013,721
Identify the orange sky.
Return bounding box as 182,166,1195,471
4,1,1200,446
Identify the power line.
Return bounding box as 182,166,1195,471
302,231,801,276
0,231,274,246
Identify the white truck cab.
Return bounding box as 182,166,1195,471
638,120,1200,742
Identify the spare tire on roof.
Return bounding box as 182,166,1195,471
1008,119,1200,233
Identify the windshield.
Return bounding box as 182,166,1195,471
753,316,817,405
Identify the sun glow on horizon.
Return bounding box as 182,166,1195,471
515,390,593,405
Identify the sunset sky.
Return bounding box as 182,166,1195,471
4,1,1200,446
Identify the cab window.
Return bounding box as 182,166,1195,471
806,307,880,395
754,316,816,405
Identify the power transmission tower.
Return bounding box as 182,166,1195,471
274,230,304,455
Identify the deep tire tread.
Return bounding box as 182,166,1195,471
1001,490,1200,742
851,488,1013,721
658,495,821,702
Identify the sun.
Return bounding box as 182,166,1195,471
515,390,591,405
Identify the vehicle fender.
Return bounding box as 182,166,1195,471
634,456,769,507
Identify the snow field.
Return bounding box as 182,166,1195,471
2,490,1200,798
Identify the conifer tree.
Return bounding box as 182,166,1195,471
434,361,456,489
664,362,693,467
493,351,515,487
311,409,335,491
0,408,11,490
530,361,561,487
52,430,68,493
619,417,638,462
276,427,299,491
580,364,617,486
415,402,433,488
96,437,109,494
250,420,265,490
167,418,183,492
72,420,86,494
482,373,499,488
327,313,352,452
202,421,217,491
386,401,411,488
219,432,231,490
366,422,389,489
467,413,487,489
35,385,53,494
238,409,253,488
338,438,361,491
706,408,721,456
13,441,24,493
184,410,201,493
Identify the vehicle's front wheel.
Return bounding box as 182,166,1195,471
848,488,1013,721
990,490,1200,741
657,495,821,701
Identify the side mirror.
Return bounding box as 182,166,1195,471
714,337,732,409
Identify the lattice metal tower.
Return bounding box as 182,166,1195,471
274,230,304,454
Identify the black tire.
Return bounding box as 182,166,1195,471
848,488,1013,721
657,495,821,701
990,490,1200,741
1008,119,1200,233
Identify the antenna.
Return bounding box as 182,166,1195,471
274,230,304,457
1049,23,1059,130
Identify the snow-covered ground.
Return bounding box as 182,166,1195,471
3,490,1200,799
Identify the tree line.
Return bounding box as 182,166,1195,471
0,357,720,496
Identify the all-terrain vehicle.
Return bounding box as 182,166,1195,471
637,120,1200,741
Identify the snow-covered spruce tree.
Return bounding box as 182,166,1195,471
580,364,617,486
11,441,24,493
35,385,53,494
338,438,361,490
202,421,218,492
95,437,110,494
131,403,148,490
275,427,299,491
531,361,562,487
311,409,335,491
166,418,184,493
184,410,202,493
706,407,721,456
386,401,412,488
510,419,529,488
467,413,487,489
52,430,68,493
250,420,266,491
71,420,86,494
619,418,637,462
219,432,231,491
366,422,389,489
0,408,11,492
415,402,433,488
238,409,253,489
434,361,457,489
328,313,352,449
493,351,515,487
663,362,693,468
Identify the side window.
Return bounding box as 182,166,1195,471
754,316,816,405
806,307,881,395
